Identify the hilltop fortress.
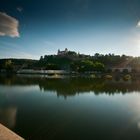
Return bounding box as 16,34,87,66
57,48,68,55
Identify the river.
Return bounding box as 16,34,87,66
0,75,140,140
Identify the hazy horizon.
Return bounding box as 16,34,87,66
1,0,140,59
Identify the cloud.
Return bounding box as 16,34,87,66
17,7,23,12
137,21,140,27
0,12,19,37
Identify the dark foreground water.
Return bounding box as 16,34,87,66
1,75,140,140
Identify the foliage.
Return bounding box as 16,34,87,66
123,74,131,81
4,60,14,72
45,64,60,70
67,51,77,56
70,60,105,72
105,75,113,80
1,50,140,73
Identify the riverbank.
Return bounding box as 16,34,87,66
2,69,140,80
0,123,24,140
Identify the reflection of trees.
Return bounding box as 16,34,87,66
38,79,140,96
1,75,140,97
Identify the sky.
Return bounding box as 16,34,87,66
1,0,140,59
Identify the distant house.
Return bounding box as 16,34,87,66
111,66,132,73
110,61,132,73
57,48,68,55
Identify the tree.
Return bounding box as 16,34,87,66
40,56,44,61
67,51,77,56
4,60,14,72
45,64,60,70
94,62,105,72
70,60,105,73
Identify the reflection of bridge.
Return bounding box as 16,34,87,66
17,69,69,75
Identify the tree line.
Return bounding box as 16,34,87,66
0,50,140,73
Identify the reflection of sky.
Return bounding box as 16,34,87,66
1,84,140,138
0,85,39,94
1,0,140,58
96,92,140,133
124,93,140,131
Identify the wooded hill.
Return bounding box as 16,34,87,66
0,51,140,72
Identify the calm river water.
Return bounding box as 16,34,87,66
0,75,140,140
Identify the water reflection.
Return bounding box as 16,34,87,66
1,75,140,140
0,106,17,129
0,75,140,97
137,122,140,130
